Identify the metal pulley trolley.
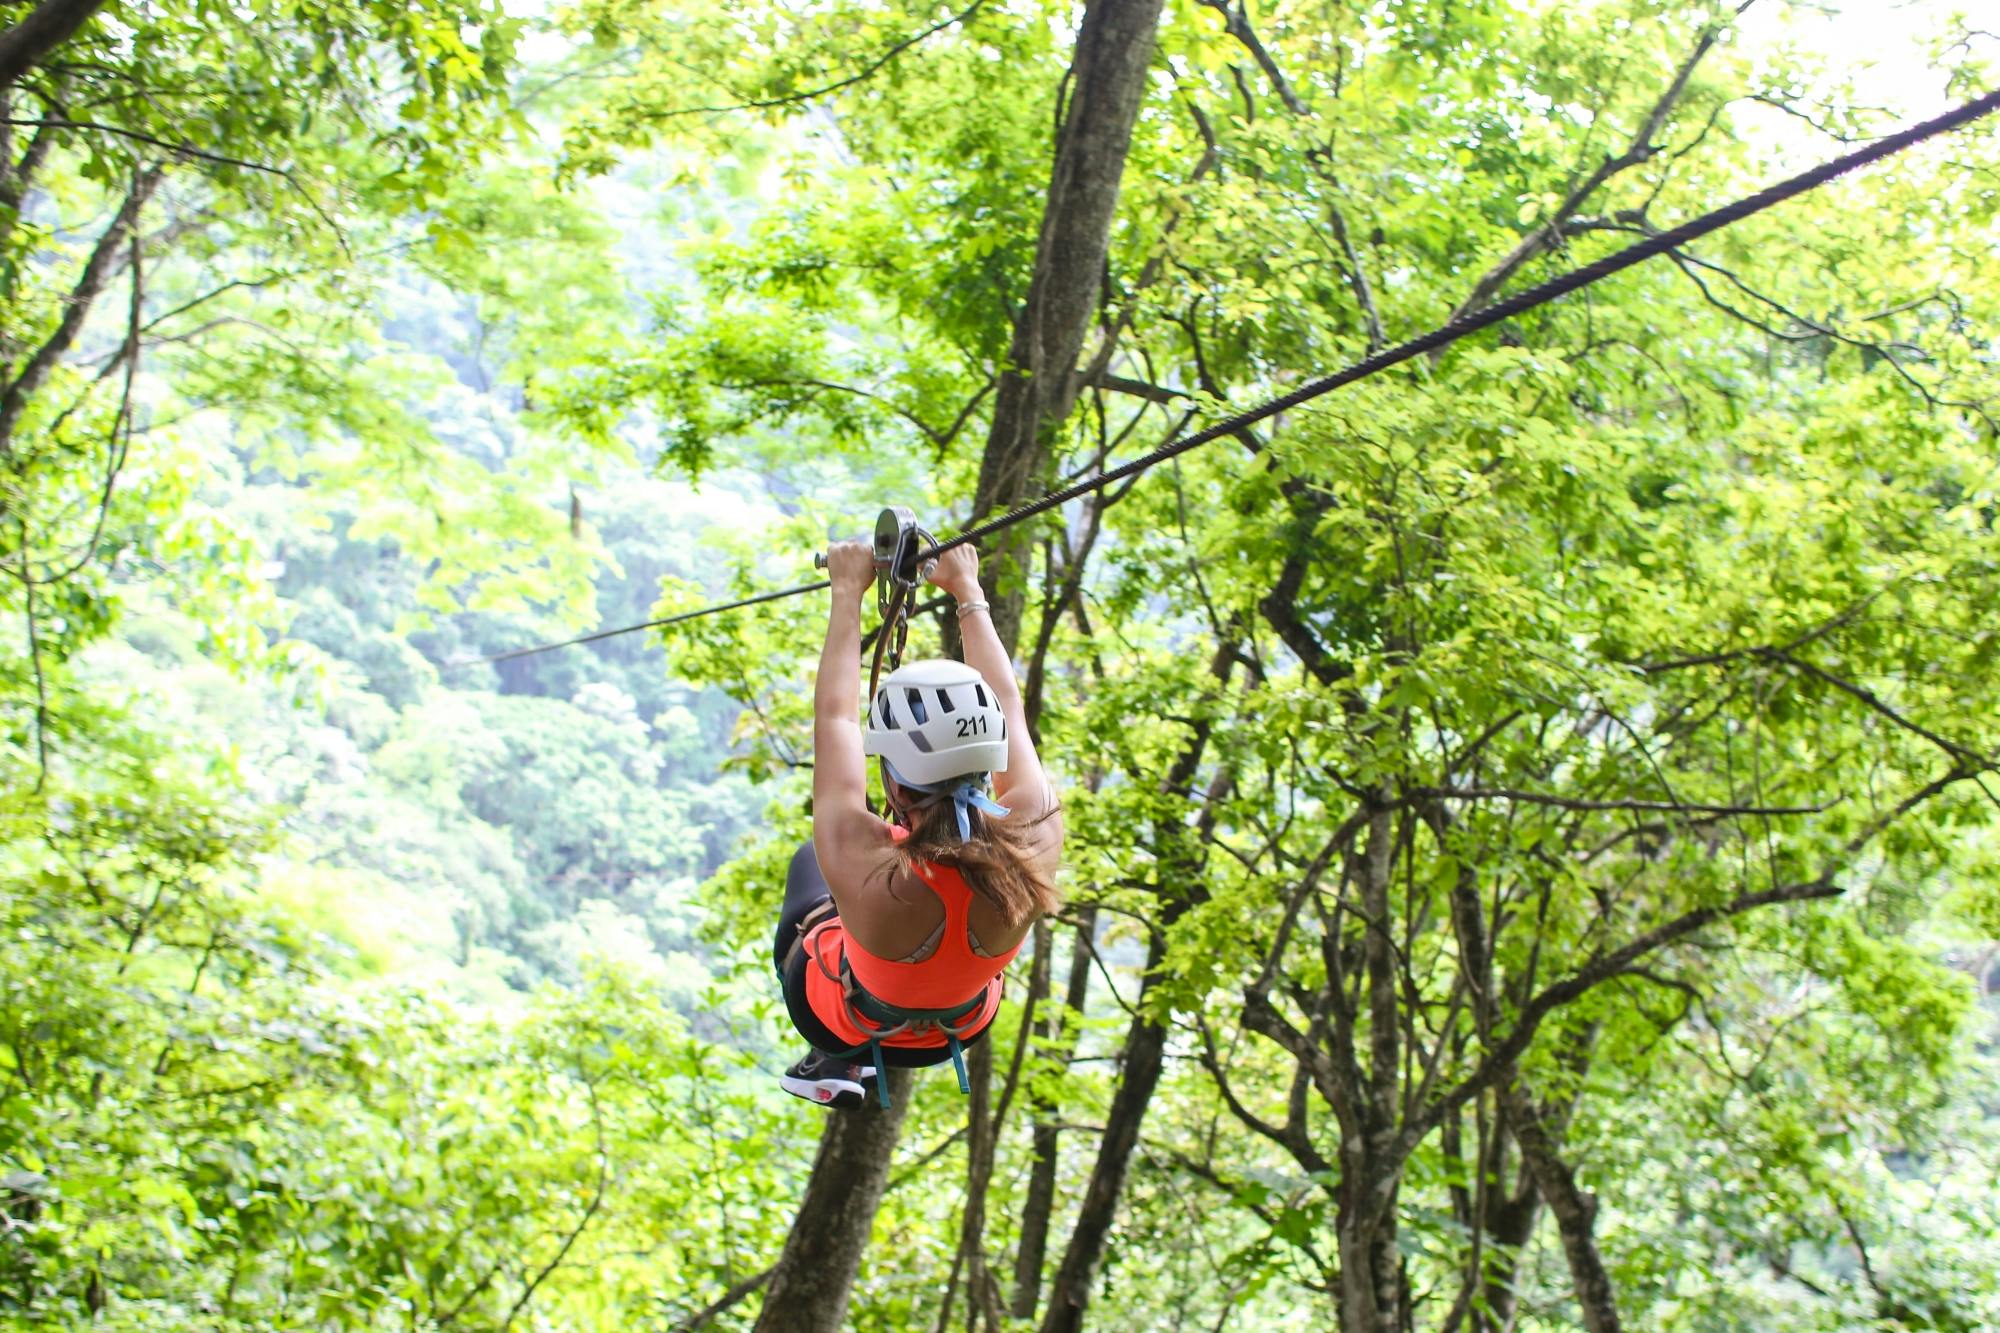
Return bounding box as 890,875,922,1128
816,505,938,701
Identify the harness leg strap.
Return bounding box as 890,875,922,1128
947,1034,969,1094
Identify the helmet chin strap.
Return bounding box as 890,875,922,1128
881,759,1011,842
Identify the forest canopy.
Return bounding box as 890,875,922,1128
1,0,1997,1330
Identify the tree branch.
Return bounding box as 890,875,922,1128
1083,370,1187,403
33,221,139,588
0,103,59,221
0,0,107,94
0,164,157,456
1767,649,1996,769
1411,787,1829,817
499,1079,610,1330
17,516,50,792
1198,0,1384,350
1501,1080,1622,1332
1,118,351,245
636,0,986,122
1416,762,1973,1146
1195,1014,1330,1171
670,1265,775,1332
0,116,285,174
1450,4,1749,322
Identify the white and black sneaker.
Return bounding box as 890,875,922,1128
779,1051,877,1109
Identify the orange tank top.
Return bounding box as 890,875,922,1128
802,826,1024,1050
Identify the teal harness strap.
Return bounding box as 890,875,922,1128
947,1034,969,1094
813,1032,894,1107
833,960,990,1109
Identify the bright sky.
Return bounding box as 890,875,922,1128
1739,0,1975,120
1727,0,1994,188
510,0,1988,127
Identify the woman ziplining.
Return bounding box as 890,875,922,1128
770,539,1063,1108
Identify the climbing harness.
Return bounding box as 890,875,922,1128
807,925,988,1108
777,865,995,1110
453,85,2000,666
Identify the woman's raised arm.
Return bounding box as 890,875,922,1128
929,546,1059,829
811,541,891,901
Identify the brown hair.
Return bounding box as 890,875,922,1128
888,789,1060,930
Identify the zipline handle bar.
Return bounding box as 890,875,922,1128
812,506,939,588
813,505,939,680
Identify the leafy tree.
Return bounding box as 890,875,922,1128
553,0,2000,1326
6,0,2000,1329
0,708,790,1327
0,0,645,798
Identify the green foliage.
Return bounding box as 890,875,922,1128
537,0,2000,1324
4,0,2000,1328
0,701,793,1329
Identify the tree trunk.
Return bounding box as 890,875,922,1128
762,0,1162,1317
1327,808,1408,1332
970,0,1166,646
1335,1143,1409,1330
1010,911,1095,1318
1037,930,1170,1333
1334,1162,1385,1330
940,1038,997,1330
1478,1149,1540,1330
1503,1083,1622,1333
753,1075,913,1333
1039,632,1232,1330
0,0,106,93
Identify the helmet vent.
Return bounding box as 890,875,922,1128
877,690,898,729
973,683,987,707
936,688,956,713
904,689,929,725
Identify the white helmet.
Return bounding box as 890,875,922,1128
863,659,1009,785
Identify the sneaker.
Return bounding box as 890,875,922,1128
779,1051,877,1109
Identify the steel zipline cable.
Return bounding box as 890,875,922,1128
472,581,832,666
455,85,2000,670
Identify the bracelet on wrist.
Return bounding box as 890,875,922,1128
955,599,991,618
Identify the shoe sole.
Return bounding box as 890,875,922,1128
780,1074,867,1109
